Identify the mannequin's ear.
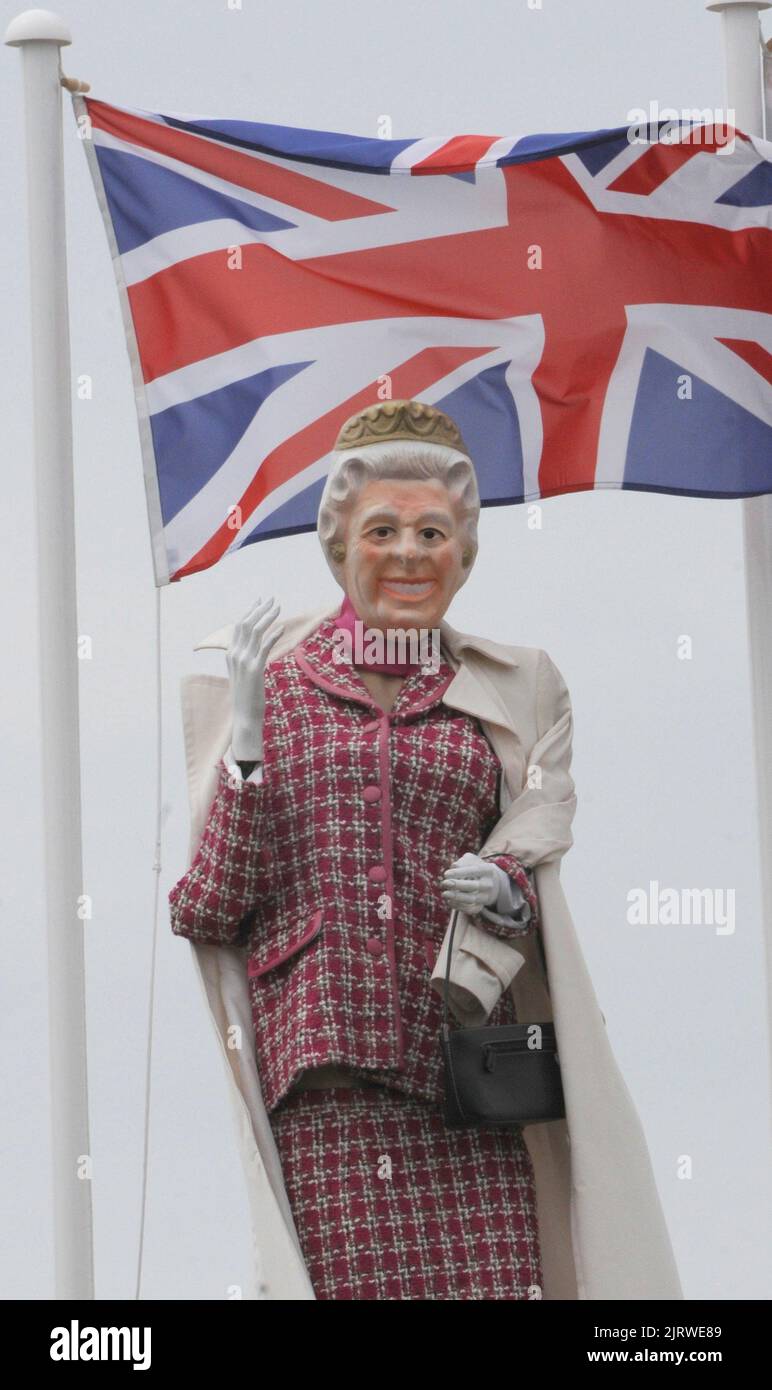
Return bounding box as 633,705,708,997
451,551,475,595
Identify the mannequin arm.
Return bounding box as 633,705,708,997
431,649,575,1023
168,758,271,947
478,853,539,938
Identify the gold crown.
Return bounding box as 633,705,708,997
333,399,469,455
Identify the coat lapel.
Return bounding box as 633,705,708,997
437,623,525,808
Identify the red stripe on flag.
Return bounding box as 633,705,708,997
609,127,749,195
170,345,493,581
717,337,772,385
130,233,484,383
411,135,502,174
86,99,390,222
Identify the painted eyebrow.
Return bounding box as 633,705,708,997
359,508,453,527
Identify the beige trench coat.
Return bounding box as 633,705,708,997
176,598,684,1301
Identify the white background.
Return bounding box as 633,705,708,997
1,0,770,1300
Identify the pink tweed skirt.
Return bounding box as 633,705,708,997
269,1084,543,1300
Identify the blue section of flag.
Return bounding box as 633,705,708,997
435,363,526,502
151,359,313,525
717,160,772,209
242,471,326,541
624,348,772,496
576,135,633,175
508,127,626,166
95,144,296,254
160,113,418,173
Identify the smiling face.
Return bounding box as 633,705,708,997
340,477,468,633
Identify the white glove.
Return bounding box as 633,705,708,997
225,596,284,762
439,851,527,920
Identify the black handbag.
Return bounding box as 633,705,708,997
440,907,566,1129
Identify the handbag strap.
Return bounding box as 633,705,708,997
440,903,554,1054
441,906,461,1038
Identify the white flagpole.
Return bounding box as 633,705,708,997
707,2,772,1082
4,9,94,1298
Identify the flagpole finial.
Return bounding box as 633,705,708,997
4,9,72,46
705,1,770,10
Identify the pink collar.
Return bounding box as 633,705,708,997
335,593,427,676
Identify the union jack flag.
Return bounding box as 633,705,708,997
74,96,772,586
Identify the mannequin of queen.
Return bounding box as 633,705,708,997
170,399,556,1299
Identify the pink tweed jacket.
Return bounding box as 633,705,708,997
169,613,540,1112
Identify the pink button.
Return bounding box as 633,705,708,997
363,784,381,802
363,720,380,733
366,938,384,957
368,865,387,883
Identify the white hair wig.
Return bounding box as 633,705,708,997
317,437,481,587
